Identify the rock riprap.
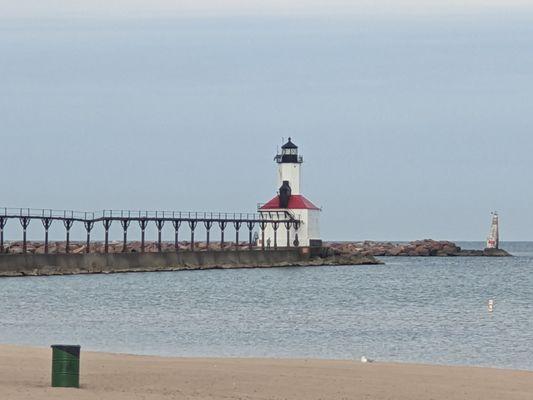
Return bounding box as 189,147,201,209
0,241,250,254
326,240,511,257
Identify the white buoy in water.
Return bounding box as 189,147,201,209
488,299,494,312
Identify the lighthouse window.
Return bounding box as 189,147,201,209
281,148,298,156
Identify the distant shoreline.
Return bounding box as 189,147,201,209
1,344,531,400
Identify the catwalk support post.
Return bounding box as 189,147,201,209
233,221,242,250
120,220,130,252
103,219,112,254
218,221,227,250
84,221,94,253
0,217,6,253
204,221,213,250
20,217,30,254
259,221,267,251
139,219,148,253
42,218,53,254
272,221,279,250
172,220,181,252
155,219,165,252
63,219,74,254
188,220,197,251
247,221,255,250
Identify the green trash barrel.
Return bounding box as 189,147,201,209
51,345,80,388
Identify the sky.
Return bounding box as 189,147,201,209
1,0,532,18
1,1,533,242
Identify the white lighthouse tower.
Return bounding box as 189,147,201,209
258,138,321,248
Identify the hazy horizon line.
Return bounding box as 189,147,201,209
1,2,532,21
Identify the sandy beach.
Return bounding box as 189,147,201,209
1,345,532,399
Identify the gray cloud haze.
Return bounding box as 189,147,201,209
1,11,532,241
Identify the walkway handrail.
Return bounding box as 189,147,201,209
0,206,301,255
0,207,297,223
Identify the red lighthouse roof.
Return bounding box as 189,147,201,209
260,194,320,210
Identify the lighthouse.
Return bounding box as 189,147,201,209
258,138,321,248
486,212,500,249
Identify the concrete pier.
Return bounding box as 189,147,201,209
0,249,305,277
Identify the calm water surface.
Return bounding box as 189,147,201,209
1,242,532,370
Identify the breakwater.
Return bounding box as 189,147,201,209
0,249,302,277
327,240,511,257
0,249,381,277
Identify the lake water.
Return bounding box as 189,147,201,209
1,241,532,370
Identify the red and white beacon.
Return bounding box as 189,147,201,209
258,138,321,248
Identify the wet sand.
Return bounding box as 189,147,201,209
1,344,532,399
